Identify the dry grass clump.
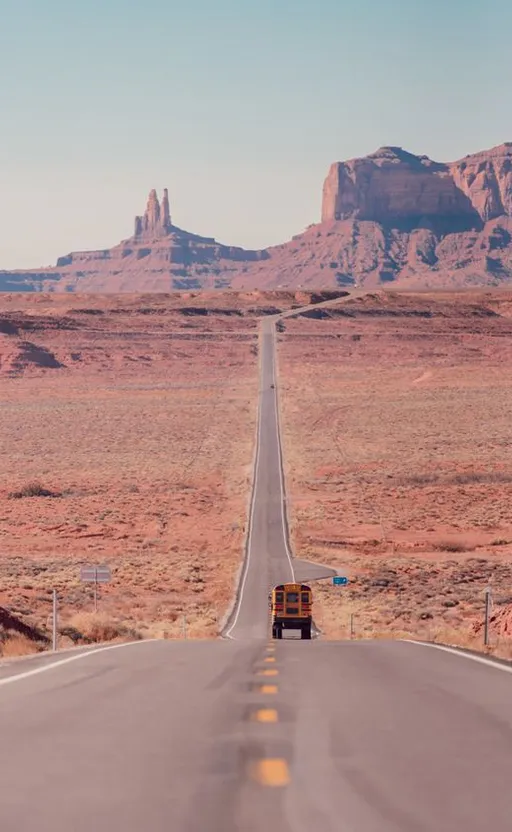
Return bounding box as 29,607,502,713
8,482,61,499
1,634,42,658
488,638,512,661
409,627,512,663
67,613,141,644
400,473,440,487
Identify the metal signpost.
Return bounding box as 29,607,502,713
484,587,492,647
52,589,58,652
80,565,112,612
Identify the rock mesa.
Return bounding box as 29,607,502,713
322,144,512,230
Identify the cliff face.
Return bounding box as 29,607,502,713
322,144,512,231
322,147,475,230
450,144,512,221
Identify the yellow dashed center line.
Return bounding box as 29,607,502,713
252,708,278,723
258,669,278,677
259,684,278,694
250,759,290,787
264,656,276,663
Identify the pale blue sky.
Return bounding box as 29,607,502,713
1,0,511,268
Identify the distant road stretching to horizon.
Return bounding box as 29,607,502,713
0,293,512,831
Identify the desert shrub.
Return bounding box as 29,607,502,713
58,625,88,644
399,472,512,488
494,596,512,606
449,472,512,485
396,473,440,487
434,540,474,553
8,482,61,499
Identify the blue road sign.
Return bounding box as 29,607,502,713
333,576,349,586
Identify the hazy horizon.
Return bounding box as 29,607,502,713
1,0,511,270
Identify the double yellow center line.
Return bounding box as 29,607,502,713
249,643,290,787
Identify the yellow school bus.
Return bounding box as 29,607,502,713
270,583,312,640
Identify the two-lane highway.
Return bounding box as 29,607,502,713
224,317,334,640
1,294,512,830
2,635,512,830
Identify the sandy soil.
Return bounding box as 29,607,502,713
278,290,512,654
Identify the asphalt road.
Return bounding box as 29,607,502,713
2,638,512,830
1,297,512,830
223,316,335,640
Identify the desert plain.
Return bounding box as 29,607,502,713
1,288,512,657
0,292,269,651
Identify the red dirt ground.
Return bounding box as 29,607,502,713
278,290,512,655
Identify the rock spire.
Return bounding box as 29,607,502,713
134,188,172,238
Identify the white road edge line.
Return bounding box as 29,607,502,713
0,639,161,688
272,324,295,582
404,639,512,674
224,330,265,640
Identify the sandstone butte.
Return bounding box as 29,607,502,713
2,142,512,292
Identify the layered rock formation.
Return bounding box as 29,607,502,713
22,189,268,292
451,144,512,221
2,144,512,292
322,147,474,230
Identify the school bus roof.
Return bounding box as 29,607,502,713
273,583,311,592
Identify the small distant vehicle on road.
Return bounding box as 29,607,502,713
270,383,275,389
270,583,312,639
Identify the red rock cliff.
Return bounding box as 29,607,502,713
450,144,512,221
322,144,512,230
